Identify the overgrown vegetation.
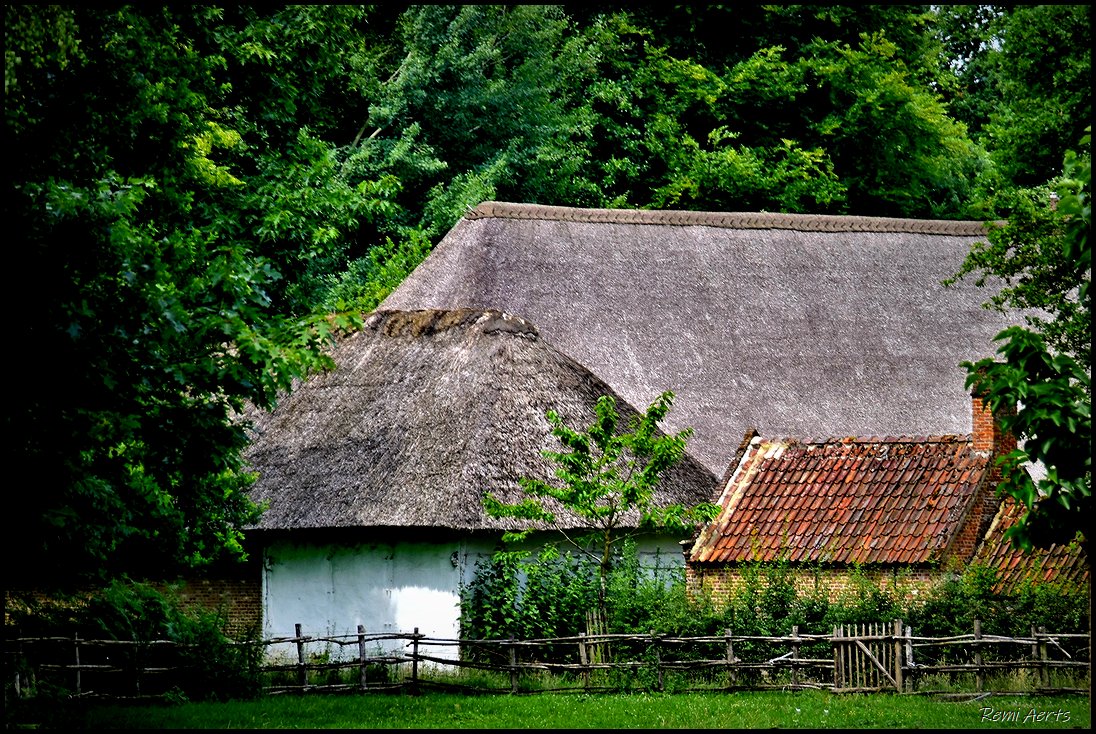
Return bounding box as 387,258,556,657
459,548,1089,697
4,580,263,705
460,542,1090,660
483,391,718,632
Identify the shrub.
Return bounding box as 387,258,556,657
463,551,1089,642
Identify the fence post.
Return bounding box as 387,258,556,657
13,638,21,698
295,623,307,691
508,636,518,694
578,633,589,689
357,625,368,691
973,619,984,692
133,640,142,697
411,627,420,695
790,625,800,688
855,623,863,689
893,619,904,693
651,631,663,692
905,624,915,693
724,628,737,689
1037,625,1049,688
73,632,81,696
832,625,840,691
1030,624,1039,688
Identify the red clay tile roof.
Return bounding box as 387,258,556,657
689,434,991,566
975,497,1090,593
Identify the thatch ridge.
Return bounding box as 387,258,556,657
243,308,717,532
466,200,992,236
364,307,538,339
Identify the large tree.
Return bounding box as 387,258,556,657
934,5,1092,198
982,5,1092,190
4,5,395,588
951,133,1091,557
561,5,987,217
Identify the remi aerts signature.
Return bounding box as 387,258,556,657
979,706,1072,724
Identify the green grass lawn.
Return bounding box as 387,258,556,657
8,690,1090,729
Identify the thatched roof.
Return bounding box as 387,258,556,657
381,201,1025,476
243,308,718,532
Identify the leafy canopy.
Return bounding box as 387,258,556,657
4,5,389,587
957,132,1091,555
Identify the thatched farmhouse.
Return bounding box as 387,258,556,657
238,201,1037,650
685,391,1018,602
381,202,1024,477
241,308,717,658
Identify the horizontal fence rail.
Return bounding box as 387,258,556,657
5,620,1089,700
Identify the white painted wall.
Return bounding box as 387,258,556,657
262,537,496,662
261,532,688,662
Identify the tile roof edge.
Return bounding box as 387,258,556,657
465,201,995,236
717,428,760,489
756,434,974,446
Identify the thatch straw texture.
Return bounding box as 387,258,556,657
243,308,717,531
382,201,1027,477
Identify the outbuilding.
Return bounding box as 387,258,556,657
242,308,717,659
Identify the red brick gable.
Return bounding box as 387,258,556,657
689,434,993,566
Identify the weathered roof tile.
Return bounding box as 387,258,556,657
689,434,990,565
975,498,1089,593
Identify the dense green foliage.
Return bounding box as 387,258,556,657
978,6,1092,190
5,4,1091,587
5,5,390,587
950,135,1091,555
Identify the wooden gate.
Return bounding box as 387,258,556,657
832,620,905,692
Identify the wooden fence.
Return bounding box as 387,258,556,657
5,620,1089,700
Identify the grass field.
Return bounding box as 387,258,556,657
7,690,1090,729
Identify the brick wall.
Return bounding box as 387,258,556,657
5,577,262,640
685,564,944,607
159,577,262,639
947,480,996,566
